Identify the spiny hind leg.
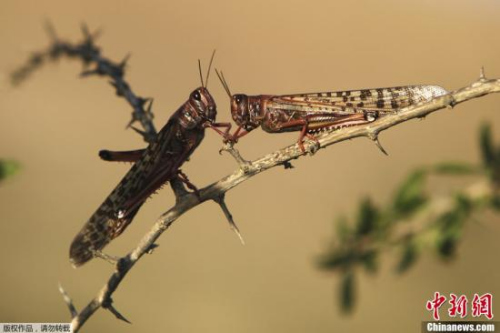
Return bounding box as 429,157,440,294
267,117,319,153
296,119,319,154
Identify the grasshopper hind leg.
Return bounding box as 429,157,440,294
99,149,146,162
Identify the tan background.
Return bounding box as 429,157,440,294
1,0,499,332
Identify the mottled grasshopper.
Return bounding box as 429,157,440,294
216,71,447,151
70,60,231,267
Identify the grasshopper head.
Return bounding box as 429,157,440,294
231,94,260,132
179,87,217,129
215,70,260,133
178,52,218,129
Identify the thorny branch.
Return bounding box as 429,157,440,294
11,22,157,142
11,29,500,331
62,71,499,332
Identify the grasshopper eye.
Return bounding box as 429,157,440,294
193,91,201,101
235,95,242,103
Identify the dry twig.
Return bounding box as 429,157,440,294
64,71,499,331
12,22,157,142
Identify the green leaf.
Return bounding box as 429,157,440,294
0,160,21,181
396,241,419,273
480,123,495,168
392,169,428,219
356,198,378,236
436,210,461,234
339,270,355,314
360,250,378,274
432,162,479,175
317,251,353,271
436,195,470,234
455,194,473,215
437,234,458,259
434,195,471,260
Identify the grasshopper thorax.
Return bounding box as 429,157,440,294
179,87,217,129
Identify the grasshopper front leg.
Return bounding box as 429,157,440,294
204,121,230,137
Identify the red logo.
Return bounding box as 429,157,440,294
448,293,468,318
426,292,494,320
426,292,447,320
472,293,493,320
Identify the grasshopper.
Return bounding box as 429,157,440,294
70,60,231,267
216,71,447,152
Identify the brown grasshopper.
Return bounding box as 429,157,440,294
70,59,231,267
216,70,447,152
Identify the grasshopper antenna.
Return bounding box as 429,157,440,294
205,50,216,88
221,71,232,96
198,59,204,88
215,69,232,98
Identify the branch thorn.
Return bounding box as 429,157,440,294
81,22,91,41
219,142,252,172
126,114,138,129
58,283,78,318
137,97,149,109
80,68,98,77
130,126,149,140
368,133,388,156
119,53,131,69
81,22,103,43
479,66,487,81
146,98,154,118
215,194,245,245
102,298,132,324
44,19,58,42
146,243,159,255
375,138,388,156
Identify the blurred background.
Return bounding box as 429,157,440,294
1,0,499,332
